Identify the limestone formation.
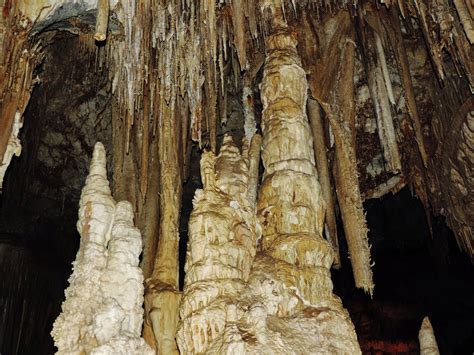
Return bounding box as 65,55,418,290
0,113,22,191
177,134,260,354
1,0,473,353
51,142,153,355
418,317,440,355
177,3,360,353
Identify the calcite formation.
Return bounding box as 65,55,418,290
307,98,341,268
177,3,360,353
418,317,440,355
177,134,261,354
436,99,474,257
306,10,374,295
51,142,153,355
0,112,22,191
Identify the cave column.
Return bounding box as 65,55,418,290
143,101,183,354
253,2,361,352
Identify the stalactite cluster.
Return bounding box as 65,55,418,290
0,5,43,189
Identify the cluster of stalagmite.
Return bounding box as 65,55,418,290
418,317,440,355
177,3,361,353
176,134,261,353
51,142,153,354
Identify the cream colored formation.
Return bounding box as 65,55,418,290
176,134,261,353
176,2,361,353
419,317,440,355
51,142,153,355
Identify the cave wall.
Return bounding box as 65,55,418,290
0,31,113,354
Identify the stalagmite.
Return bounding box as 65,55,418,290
307,98,341,268
180,3,360,353
51,143,152,354
418,317,440,355
177,135,259,354
92,201,153,354
246,134,262,208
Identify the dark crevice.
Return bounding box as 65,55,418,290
333,187,474,354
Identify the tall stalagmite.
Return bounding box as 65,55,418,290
418,317,440,355
177,135,260,353
51,143,152,354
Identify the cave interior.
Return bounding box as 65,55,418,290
0,0,473,354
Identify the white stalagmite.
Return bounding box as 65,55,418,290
418,317,440,355
0,112,22,191
51,142,153,355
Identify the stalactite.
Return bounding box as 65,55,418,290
94,0,109,42
453,0,474,44
306,10,374,295
144,95,183,354
307,98,341,268
0,112,22,191
418,317,440,355
387,6,429,167
359,11,401,174
435,97,474,259
51,143,152,354
0,16,42,189
231,0,248,70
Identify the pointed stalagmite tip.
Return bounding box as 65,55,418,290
89,142,108,177
419,316,440,355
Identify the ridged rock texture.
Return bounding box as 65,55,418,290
435,98,474,257
177,2,360,353
177,134,261,353
418,317,440,355
51,142,153,355
304,9,374,295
